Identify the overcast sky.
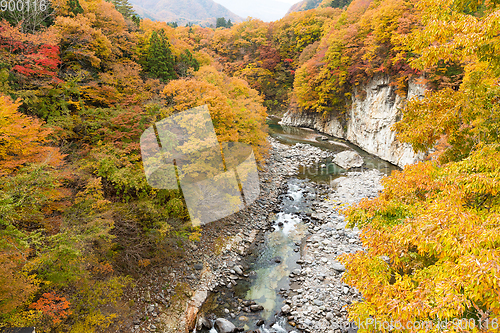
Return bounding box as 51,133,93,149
215,0,302,21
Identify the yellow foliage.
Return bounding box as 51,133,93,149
341,146,500,331
0,250,40,314
188,226,201,242
74,177,110,211
162,65,268,161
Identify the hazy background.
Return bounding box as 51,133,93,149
129,0,303,25
214,0,302,22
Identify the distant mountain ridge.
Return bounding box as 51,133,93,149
130,0,242,26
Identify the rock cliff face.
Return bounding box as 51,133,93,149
280,75,427,167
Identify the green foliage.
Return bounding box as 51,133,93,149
216,17,228,28
68,0,84,15
131,14,141,26
107,0,135,18
146,29,177,82
320,0,353,8
175,49,200,77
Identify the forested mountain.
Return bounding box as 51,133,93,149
130,0,242,26
1,0,500,331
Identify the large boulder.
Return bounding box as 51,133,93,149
214,318,236,333
333,150,364,169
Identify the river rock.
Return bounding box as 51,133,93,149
331,261,346,272
333,151,364,169
196,315,212,330
250,304,264,312
233,265,243,275
281,304,291,314
214,318,236,333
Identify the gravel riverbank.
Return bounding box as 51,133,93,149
271,138,385,332
279,170,384,332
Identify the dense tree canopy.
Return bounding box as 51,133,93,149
338,0,500,331
0,0,268,330
1,0,499,330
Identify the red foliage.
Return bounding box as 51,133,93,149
257,43,281,70
12,44,61,79
29,293,72,324
0,21,61,80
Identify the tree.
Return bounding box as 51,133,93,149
162,65,268,161
29,293,72,324
131,14,140,26
174,49,200,77
216,17,227,28
0,20,61,88
67,0,84,16
107,0,135,18
340,0,500,330
146,29,177,82
55,15,112,69
0,96,63,176
320,0,353,9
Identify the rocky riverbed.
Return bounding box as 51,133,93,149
278,169,384,332
123,131,388,333
190,138,387,333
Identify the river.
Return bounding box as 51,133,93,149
195,119,397,332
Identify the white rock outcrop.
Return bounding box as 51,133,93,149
280,75,427,167
333,150,364,169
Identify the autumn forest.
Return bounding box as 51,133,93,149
1,0,500,331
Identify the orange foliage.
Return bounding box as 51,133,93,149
0,96,64,176
29,293,72,324
0,250,39,313
162,66,268,160
55,15,112,68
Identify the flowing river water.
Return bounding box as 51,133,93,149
195,118,398,332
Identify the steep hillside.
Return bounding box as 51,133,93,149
130,0,242,26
